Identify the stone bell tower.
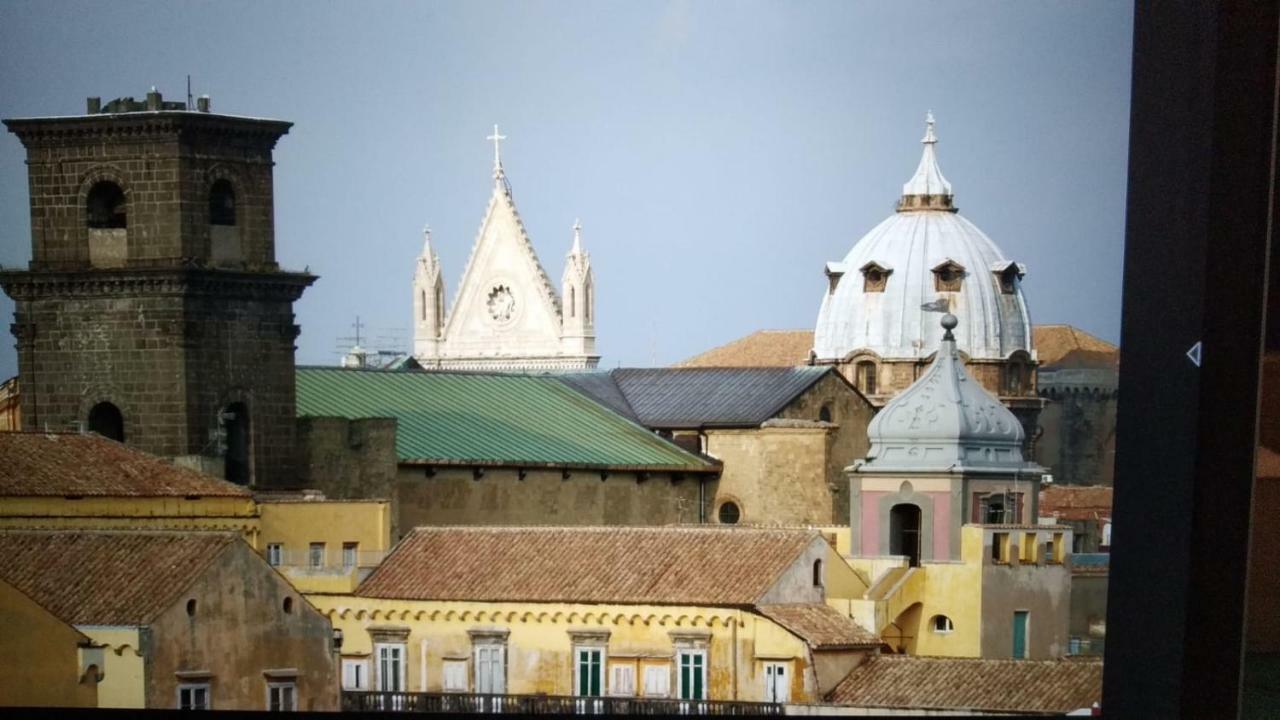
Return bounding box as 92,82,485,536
0,88,316,486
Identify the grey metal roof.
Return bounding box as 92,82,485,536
563,367,833,429
558,371,640,422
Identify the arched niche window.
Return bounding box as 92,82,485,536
419,290,427,322
932,259,966,292
584,282,593,322
931,615,955,634
818,405,832,423
855,360,878,395
889,503,922,567
221,402,251,485
812,559,825,588
209,179,236,226
569,286,576,318
87,402,124,442
860,261,892,293
434,285,445,326
717,501,740,525
1003,359,1028,396
86,181,127,229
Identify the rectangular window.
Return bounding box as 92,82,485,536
267,682,295,711
678,650,706,700
178,683,210,710
308,542,325,569
342,542,358,568
642,664,670,697
375,643,405,692
442,660,468,692
763,662,790,703
992,533,1009,563
341,659,369,691
266,543,283,567
1021,533,1038,563
609,663,635,696
576,648,603,697
1052,532,1066,563
1013,610,1030,658
475,645,505,694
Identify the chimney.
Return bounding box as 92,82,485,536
196,95,211,113
86,97,101,114
146,87,162,111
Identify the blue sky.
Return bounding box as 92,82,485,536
0,1,1132,377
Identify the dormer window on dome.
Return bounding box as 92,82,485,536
932,259,966,292
992,261,1025,294
860,261,892,293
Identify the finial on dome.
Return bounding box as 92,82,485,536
923,110,937,144
941,313,958,340
898,111,955,212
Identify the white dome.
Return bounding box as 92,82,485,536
814,115,1032,362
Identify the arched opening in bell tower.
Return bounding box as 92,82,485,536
222,402,251,485
87,401,125,442
889,503,922,567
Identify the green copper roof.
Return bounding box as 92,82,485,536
295,367,718,472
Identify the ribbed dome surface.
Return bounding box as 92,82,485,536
813,116,1032,362
861,315,1029,473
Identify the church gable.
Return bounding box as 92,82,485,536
441,188,566,358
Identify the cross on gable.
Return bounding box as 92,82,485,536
486,124,507,170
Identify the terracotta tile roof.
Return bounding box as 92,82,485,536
0,530,239,625
0,431,251,498
675,330,815,368
1039,485,1113,521
358,526,819,606
754,603,881,648
826,655,1103,713
1032,325,1119,369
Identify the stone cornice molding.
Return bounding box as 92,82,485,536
3,113,292,149
0,267,316,303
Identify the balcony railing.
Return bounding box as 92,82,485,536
341,691,784,715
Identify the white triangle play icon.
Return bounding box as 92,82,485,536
1186,341,1202,367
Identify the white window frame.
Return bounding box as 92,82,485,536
609,662,636,697
374,642,407,692
308,542,325,569
178,682,211,710
642,663,670,698
442,659,468,692
474,644,506,694
932,615,955,634
266,681,296,711
341,658,370,691
266,543,283,567
676,649,708,701
763,661,790,704
573,646,606,697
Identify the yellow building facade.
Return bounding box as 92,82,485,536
258,494,392,593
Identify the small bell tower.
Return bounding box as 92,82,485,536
560,219,596,357
412,226,446,359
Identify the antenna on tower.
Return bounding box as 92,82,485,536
186,75,193,111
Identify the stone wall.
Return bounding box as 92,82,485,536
395,467,711,536
707,427,832,525
1035,388,1117,486
1,110,312,487
294,416,400,533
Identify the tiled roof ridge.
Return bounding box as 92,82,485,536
0,527,240,537
404,525,819,534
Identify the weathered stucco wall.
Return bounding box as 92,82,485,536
295,417,400,532
707,427,831,525
314,597,821,703
395,467,711,536
0,579,98,707
1035,389,1117,487
980,528,1071,660
144,542,338,710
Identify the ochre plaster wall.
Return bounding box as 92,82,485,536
82,626,146,708
313,597,819,703
0,580,98,707
258,499,391,593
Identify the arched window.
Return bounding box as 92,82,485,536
813,559,825,588
435,285,445,326
584,283,593,322
889,503,922,567
718,501,740,525
856,361,878,395
569,286,576,318
931,615,954,633
419,290,427,322
209,179,236,226
818,405,832,423
86,181,126,229
87,402,124,442
222,402,251,485
1004,362,1026,396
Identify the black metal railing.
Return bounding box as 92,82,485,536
341,691,785,715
